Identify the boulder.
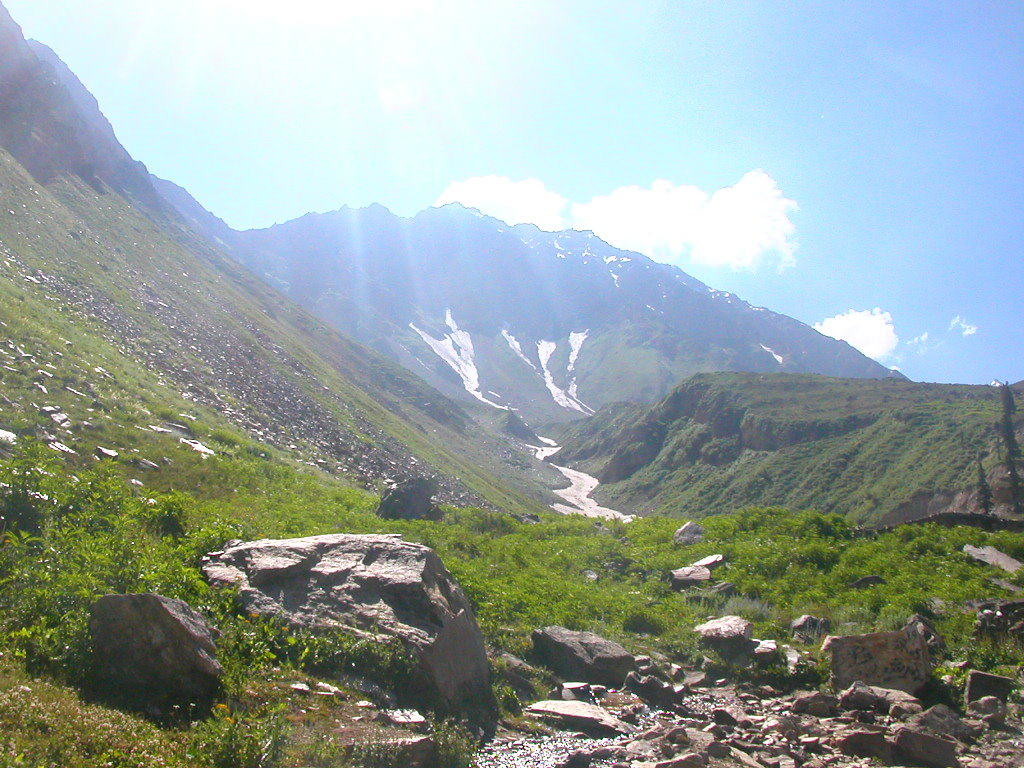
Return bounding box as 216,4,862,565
835,728,892,761
376,478,442,521
964,669,1016,704
88,593,222,705
0,428,16,445
963,544,1023,574
790,690,839,717
670,565,712,590
497,653,543,699
693,615,754,658
822,623,934,693
673,521,704,546
524,699,635,735
531,626,636,688
791,614,831,640
201,534,489,709
909,704,983,743
891,726,960,768
623,671,686,708
691,553,724,570
968,696,1007,727
838,681,923,713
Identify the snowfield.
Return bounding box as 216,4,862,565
760,343,785,365
410,309,507,409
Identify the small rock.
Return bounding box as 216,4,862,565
967,696,1006,727
670,565,712,589
791,614,831,640
791,690,839,717
673,521,704,546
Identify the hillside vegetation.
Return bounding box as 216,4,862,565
2,435,1023,763
556,372,1019,525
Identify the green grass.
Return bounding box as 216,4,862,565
558,371,1013,524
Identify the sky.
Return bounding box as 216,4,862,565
6,0,1024,384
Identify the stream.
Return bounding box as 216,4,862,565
531,439,633,522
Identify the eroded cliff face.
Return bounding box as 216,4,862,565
595,379,875,485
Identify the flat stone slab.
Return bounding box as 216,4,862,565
524,699,635,735
963,544,1023,574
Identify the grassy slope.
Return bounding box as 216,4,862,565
0,149,550,517
557,372,1011,524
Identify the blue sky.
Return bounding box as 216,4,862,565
7,0,1023,384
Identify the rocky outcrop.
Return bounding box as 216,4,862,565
822,622,935,693
376,478,442,521
963,544,1023,573
531,626,636,688
88,593,222,706
201,534,489,709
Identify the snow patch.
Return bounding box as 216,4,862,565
502,330,539,372
411,310,507,409
760,344,785,365
537,340,593,414
567,331,588,372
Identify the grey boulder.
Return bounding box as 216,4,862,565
89,593,222,705
531,626,636,688
822,621,935,694
201,533,489,709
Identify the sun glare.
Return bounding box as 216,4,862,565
216,0,436,23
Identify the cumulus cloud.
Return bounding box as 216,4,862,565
814,308,899,362
435,176,568,232
435,171,798,270
949,315,978,336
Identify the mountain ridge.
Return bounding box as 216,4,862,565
152,180,900,422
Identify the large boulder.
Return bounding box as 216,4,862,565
89,593,222,706
531,626,636,687
822,622,935,694
201,534,489,709
376,478,442,521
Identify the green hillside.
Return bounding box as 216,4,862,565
556,372,1020,525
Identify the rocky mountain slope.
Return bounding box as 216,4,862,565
155,188,898,425
555,372,1023,525
0,5,556,515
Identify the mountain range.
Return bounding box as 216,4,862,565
158,193,898,424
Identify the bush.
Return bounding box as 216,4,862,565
187,706,286,768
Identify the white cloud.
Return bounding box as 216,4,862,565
572,171,797,270
435,176,568,232
814,308,899,361
949,315,978,336
435,170,798,271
